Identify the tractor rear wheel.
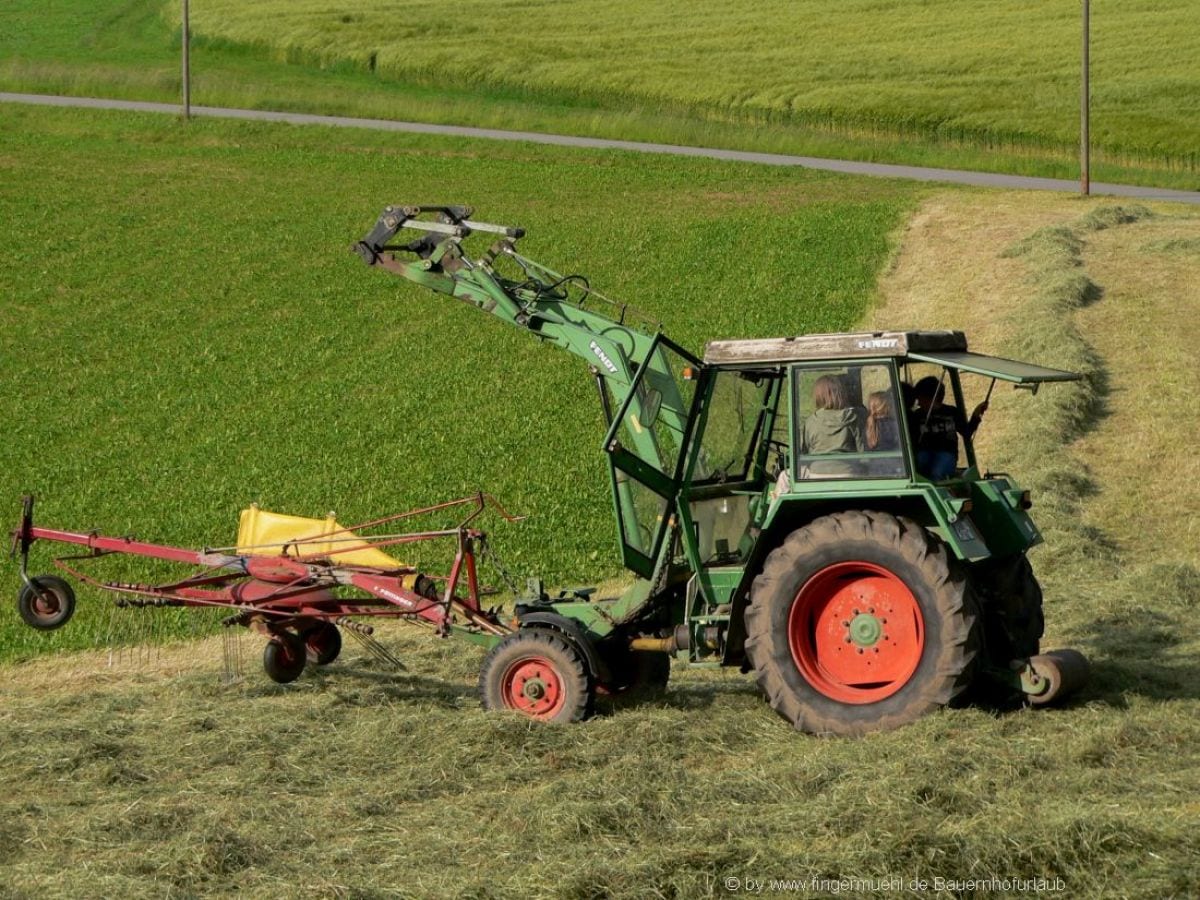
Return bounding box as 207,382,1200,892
263,631,307,684
479,630,594,723
973,553,1044,661
744,511,980,736
17,575,76,631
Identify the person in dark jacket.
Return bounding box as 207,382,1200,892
912,375,987,480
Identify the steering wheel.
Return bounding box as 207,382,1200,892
764,438,790,477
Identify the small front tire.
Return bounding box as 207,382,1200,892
603,648,671,703
479,630,594,722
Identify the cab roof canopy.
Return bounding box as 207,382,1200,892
702,331,1079,384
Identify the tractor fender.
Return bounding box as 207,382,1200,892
516,611,611,683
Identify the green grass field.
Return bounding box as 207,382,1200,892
0,104,914,660
2,1,1199,191
2,107,1199,897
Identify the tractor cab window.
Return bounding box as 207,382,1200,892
604,336,701,575
693,371,779,485
687,370,783,565
900,363,980,480
792,364,906,481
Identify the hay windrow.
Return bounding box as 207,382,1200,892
990,206,1154,576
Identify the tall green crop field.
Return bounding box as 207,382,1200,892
186,0,1200,169
2,1,1199,189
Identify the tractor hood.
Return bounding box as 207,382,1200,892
905,351,1080,384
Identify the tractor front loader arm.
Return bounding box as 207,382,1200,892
354,204,702,579
353,204,691,456
353,205,672,384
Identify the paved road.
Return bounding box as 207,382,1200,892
5,91,1199,205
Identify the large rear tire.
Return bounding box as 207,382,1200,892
744,511,980,736
973,553,1044,662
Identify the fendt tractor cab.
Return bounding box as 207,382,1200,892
354,205,1089,735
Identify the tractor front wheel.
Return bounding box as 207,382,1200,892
479,630,594,723
17,575,76,631
744,511,980,736
602,648,671,703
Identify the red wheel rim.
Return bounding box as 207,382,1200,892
500,655,565,719
304,627,334,656
33,590,61,617
275,638,300,665
787,561,924,704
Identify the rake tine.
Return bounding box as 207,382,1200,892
346,628,407,671
222,626,245,685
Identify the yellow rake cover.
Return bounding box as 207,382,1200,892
236,505,409,571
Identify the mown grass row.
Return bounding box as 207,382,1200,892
993,205,1200,723
996,204,1153,581
0,104,915,661
1,0,1199,191
180,0,1200,172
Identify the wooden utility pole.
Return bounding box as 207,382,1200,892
1081,0,1090,195
181,0,190,120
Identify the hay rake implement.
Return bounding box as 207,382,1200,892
10,493,519,683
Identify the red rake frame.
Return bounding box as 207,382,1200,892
11,493,519,640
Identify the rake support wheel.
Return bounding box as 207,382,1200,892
17,575,76,631
745,511,980,736
1027,649,1090,706
300,622,342,666
480,629,594,723
263,631,307,684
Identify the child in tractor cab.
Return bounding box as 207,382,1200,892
799,375,866,476
911,375,988,480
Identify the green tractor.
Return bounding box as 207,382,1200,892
354,205,1089,735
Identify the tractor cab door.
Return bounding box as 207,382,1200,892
604,335,702,578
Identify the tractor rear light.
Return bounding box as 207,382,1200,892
1003,488,1034,511
946,497,972,521
681,366,696,380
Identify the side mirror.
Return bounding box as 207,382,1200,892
638,388,663,429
